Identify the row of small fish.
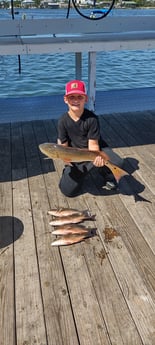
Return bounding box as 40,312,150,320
48,207,96,246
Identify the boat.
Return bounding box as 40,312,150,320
90,8,108,18
48,2,60,8
91,8,107,14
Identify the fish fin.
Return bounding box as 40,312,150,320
81,210,96,220
85,209,91,214
105,161,128,182
47,207,63,215
99,150,110,162
63,160,72,166
91,214,96,221
86,214,96,221
83,210,92,217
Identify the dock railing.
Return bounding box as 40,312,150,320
0,16,155,110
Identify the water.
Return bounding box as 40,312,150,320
0,8,155,98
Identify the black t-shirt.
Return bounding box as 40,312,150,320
58,108,104,149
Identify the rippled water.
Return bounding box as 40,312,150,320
0,8,155,97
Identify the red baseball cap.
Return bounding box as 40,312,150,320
65,80,87,96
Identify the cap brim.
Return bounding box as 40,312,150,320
65,90,86,96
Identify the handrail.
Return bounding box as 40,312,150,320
0,16,155,37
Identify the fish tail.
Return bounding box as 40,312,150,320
83,210,92,217
89,214,96,221
105,161,128,182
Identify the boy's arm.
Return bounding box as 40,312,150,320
57,138,68,146
88,139,100,151
88,139,105,167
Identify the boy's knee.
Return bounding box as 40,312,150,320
59,182,79,197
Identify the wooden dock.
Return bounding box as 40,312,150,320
0,110,155,345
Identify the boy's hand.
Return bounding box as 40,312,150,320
93,156,105,167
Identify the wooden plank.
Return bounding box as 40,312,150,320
11,122,47,345
22,120,80,345
42,119,144,345
0,123,15,345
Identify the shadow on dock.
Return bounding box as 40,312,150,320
0,216,24,249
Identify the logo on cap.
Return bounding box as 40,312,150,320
71,83,78,89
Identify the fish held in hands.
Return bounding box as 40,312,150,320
47,207,89,217
52,224,95,235
39,142,128,182
51,234,89,246
49,212,96,226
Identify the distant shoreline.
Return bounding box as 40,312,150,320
1,5,155,10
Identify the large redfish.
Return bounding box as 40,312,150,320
39,143,128,182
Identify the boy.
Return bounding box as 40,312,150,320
57,79,122,197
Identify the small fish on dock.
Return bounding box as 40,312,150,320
51,233,90,246
47,207,89,217
49,211,96,226
52,224,96,235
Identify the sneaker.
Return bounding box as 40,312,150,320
105,181,117,190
